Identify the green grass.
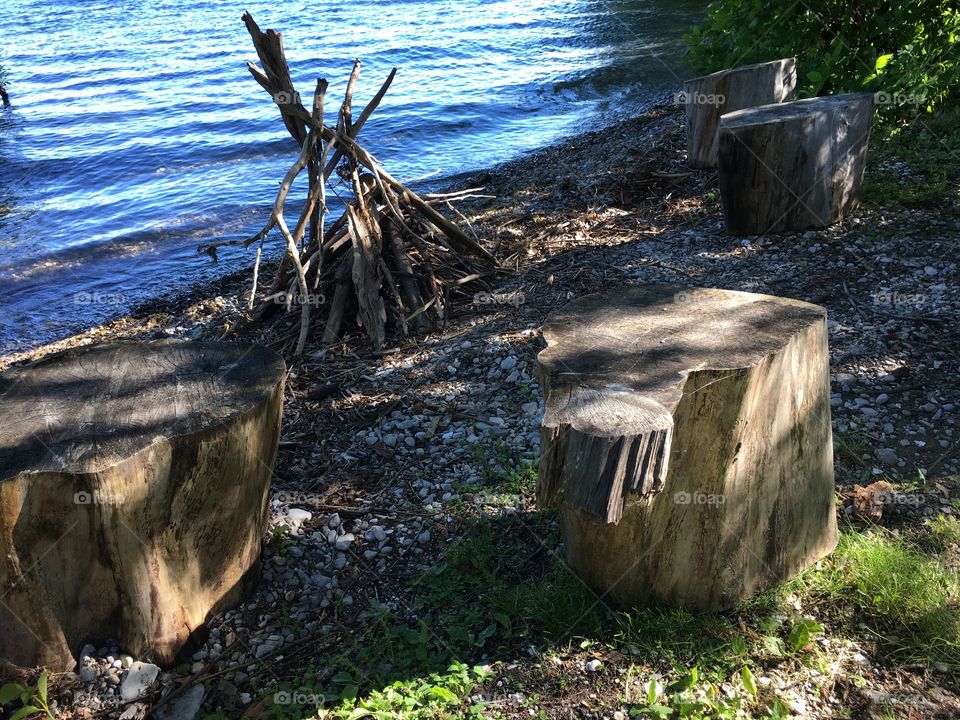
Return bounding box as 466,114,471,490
926,514,960,552
797,527,960,665
243,439,960,719
862,105,960,214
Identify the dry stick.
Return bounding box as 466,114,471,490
347,170,386,350
323,67,396,179
384,216,429,332
378,256,408,336
249,241,263,311
274,124,318,354
313,126,334,290
242,12,306,145
306,78,327,259
339,59,361,137
290,79,329,251
407,232,443,319
422,187,486,200
445,199,479,241
323,254,354,344
274,100,493,262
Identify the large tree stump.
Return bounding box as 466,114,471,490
537,285,837,612
717,92,875,235
0,341,285,671
684,58,796,168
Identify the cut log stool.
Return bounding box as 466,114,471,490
717,92,875,234
684,58,796,168
537,285,837,612
0,341,285,671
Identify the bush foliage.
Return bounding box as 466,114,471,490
686,0,960,118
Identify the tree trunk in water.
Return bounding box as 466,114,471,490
537,286,837,612
0,341,285,671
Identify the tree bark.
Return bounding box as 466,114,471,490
537,285,838,612
717,92,875,235
684,58,796,168
0,341,285,671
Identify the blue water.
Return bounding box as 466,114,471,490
0,0,703,354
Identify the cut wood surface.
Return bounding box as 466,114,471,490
717,92,875,235
0,341,285,671
537,285,838,611
684,58,796,168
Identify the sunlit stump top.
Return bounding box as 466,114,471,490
536,284,827,523
0,341,286,480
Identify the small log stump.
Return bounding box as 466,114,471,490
717,92,875,235
537,286,837,612
684,58,796,168
0,341,285,671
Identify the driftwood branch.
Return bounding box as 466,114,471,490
226,12,494,353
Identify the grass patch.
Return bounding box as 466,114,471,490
926,514,960,552
798,527,960,665
862,106,960,213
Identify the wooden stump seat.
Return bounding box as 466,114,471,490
536,286,837,612
717,92,875,234
684,58,796,168
0,341,285,671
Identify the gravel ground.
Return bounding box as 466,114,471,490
2,103,958,719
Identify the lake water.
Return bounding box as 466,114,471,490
0,0,703,354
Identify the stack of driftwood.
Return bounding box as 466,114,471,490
208,13,494,353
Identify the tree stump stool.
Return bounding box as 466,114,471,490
537,286,837,612
684,58,796,168
0,341,286,671
717,92,875,235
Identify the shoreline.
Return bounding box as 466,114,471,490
3,101,960,719
0,98,680,370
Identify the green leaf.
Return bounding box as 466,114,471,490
762,635,786,656
649,704,674,716
476,624,497,646
36,673,47,705
10,707,42,720
741,666,758,698
876,53,895,71
0,684,25,705
730,636,748,657
345,708,373,720
669,667,698,692
646,679,659,705
807,70,823,84
788,618,823,651
428,686,459,704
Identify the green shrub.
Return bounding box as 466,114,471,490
686,0,960,119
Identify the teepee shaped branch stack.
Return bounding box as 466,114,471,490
207,13,494,353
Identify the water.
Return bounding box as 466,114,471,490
0,0,703,354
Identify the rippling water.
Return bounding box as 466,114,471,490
0,0,703,353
